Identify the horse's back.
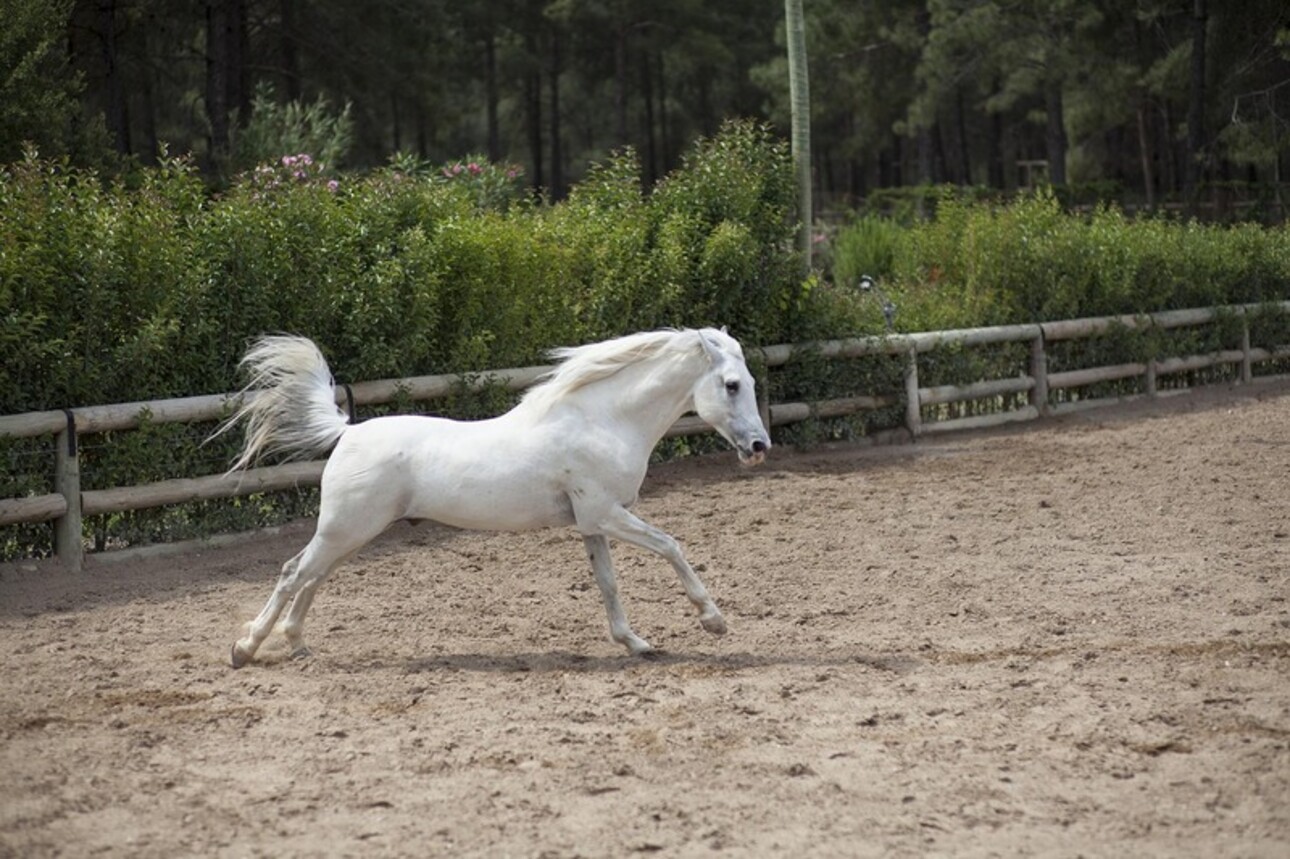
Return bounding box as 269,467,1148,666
322,413,576,532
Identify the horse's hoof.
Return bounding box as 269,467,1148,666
289,645,313,661
230,643,250,669
624,637,655,657
701,612,727,636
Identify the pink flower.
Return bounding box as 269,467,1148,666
282,155,297,167
327,180,339,193
467,162,482,175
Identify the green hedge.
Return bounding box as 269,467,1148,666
2,121,821,557
5,129,1290,559
0,119,808,416
798,189,1290,446
832,189,1290,333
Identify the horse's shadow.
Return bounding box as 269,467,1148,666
399,649,924,675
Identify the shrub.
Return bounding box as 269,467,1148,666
858,189,1290,332
831,215,903,287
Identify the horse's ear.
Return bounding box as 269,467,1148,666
697,330,722,364
720,325,728,334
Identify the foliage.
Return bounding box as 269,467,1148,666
5,123,1290,561
838,189,1290,333
230,83,354,178
0,0,82,164
831,215,904,287
9,0,1289,212
0,120,809,558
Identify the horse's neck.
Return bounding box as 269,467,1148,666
574,349,701,443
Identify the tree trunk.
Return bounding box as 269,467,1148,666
139,28,159,164
415,101,428,159
525,36,543,192
641,48,656,186
1184,0,1207,194
785,0,811,271
986,104,1004,188
205,1,230,168
485,33,500,161
1044,79,1068,185
280,0,301,100
614,25,629,146
1161,102,1178,193
549,28,564,200
916,125,934,185
99,0,129,155
955,87,971,184
658,50,672,172
391,94,401,152
915,124,934,219
1136,100,1156,209
230,0,248,126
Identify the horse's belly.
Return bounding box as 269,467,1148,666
404,450,576,530
412,488,574,532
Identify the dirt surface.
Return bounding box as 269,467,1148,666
2,382,1289,858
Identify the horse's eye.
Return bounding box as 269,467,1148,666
725,380,740,396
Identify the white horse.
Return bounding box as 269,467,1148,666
215,327,771,667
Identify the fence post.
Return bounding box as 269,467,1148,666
1029,332,1049,416
903,345,922,438
1240,317,1253,384
754,355,772,435
54,410,83,572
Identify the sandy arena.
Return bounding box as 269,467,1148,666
2,382,1288,857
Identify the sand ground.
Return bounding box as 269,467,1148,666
2,381,1288,858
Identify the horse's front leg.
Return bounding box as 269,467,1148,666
596,506,727,637
582,534,654,656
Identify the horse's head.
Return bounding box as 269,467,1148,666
692,328,772,466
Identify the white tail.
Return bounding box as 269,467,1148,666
212,335,350,472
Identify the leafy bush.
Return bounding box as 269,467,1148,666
5,124,1290,560
0,120,815,558
831,215,903,287
836,189,1290,333
230,83,353,178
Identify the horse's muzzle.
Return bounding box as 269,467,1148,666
738,438,770,466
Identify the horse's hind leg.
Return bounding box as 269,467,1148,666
278,586,318,657
279,575,329,658
231,548,308,668
582,535,654,656
231,521,382,668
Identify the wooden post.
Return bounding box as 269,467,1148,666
1145,358,1158,396
53,411,83,571
903,346,922,438
1240,318,1252,384
756,367,772,435
1029,333,1049,416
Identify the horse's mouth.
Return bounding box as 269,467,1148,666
737,446,768,467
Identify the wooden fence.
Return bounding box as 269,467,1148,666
3,302,1288,570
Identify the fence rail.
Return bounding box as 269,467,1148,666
4,301,1288,569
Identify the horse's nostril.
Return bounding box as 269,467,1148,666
751,440,767,453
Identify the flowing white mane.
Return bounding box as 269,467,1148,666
521,328,705,416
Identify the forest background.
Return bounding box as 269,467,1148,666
5,0,1290,205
